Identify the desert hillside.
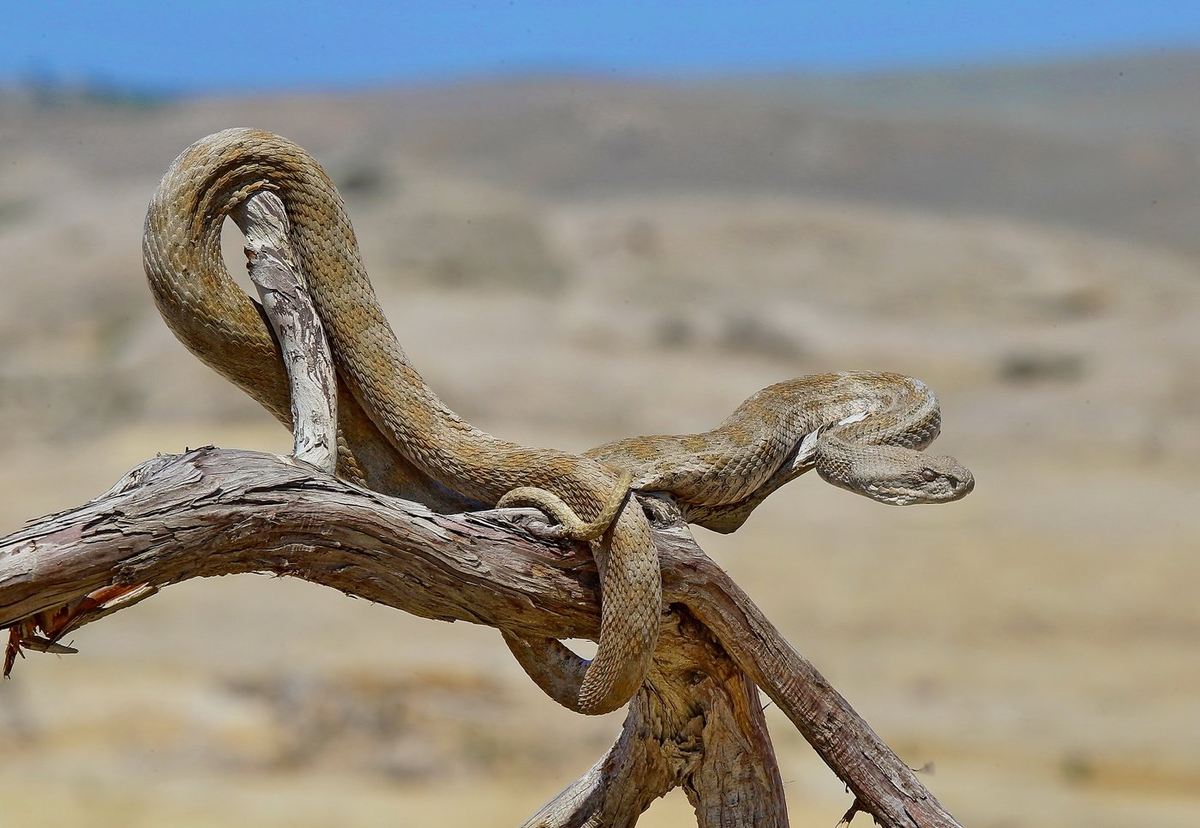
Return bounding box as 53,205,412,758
2,53,1199,827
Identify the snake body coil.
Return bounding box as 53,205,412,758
143,129,659,715
143,128,973,716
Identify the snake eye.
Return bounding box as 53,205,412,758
921,468,939,482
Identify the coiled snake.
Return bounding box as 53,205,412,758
143,128,973,715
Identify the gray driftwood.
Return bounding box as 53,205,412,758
0,448,959,827
233,191,338,473
0,193,962,827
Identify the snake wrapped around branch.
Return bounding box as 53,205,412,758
142,128,973,715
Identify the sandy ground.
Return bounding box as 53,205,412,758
2,64,1199,826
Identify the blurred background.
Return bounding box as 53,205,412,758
2,3,1200,826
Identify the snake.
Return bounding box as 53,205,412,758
142,128,974,715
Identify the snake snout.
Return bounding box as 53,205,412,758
911,455,974,504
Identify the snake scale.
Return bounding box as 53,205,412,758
142,128,974,715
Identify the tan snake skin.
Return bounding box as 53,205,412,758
142,128,973,715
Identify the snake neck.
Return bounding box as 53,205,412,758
734,372,941,447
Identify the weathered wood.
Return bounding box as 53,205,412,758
0,448,960,827
231,192,338,473
521,562,788,828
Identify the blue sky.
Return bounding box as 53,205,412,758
5,1,1200,93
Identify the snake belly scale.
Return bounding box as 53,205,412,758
143,128,974,716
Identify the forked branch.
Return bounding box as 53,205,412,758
0,447,959,827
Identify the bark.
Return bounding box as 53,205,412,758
0,448,961,827
232,191,337,473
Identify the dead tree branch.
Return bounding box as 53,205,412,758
0,448,960,827
232,191,338,473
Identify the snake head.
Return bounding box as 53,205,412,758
824,446,975,506
876,452,975,505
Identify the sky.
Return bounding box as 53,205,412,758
4,1,1200,94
